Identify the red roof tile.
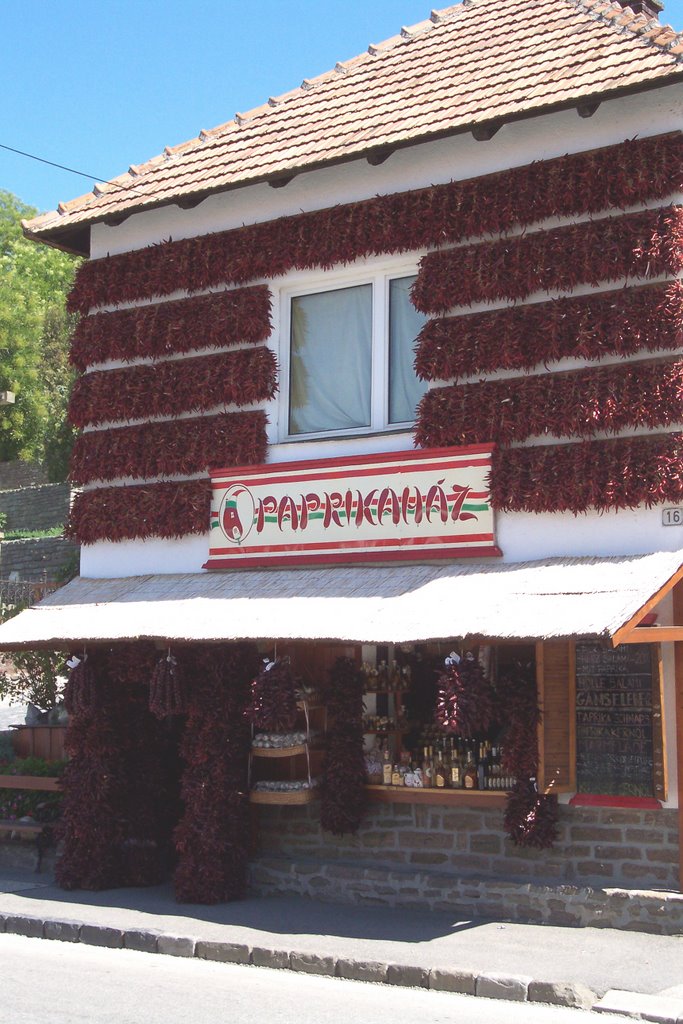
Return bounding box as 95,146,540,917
25,0,683,252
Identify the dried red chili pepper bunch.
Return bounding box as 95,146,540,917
58,644,171,890
496,662,558,850
70,410,267,485
66,478,211,544
67,134,682,314
149,651,187,719
416,357,683,449
246,657,299,733
71,284,272,371
503,779,559,850
174,643,259,903
68,347,277,429
491,432,683,515
435,655,494,737
63,655,97,715
412,207,683,315
497,663,541,781
320,656,367,836
414,281,683,383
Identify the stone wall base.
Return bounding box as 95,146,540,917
248,855,683,936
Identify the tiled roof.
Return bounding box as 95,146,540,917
25,0,683,252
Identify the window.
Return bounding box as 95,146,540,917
285,271,428,439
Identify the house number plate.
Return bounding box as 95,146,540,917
662,507,683,526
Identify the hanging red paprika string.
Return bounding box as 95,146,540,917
149,650,187,719
246,657,299,733
435,653,494,737
63,653,96,715
497,662,559,850
320,656,367,836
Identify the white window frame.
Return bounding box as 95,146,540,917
278,258,425,444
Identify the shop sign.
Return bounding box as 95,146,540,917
204,445,499,569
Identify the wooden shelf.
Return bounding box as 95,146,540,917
0,775,61,792
250,788,317,805
365,785,507,808
251,744,308,758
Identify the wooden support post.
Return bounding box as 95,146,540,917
673,583,683,892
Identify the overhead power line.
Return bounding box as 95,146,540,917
0,142,147,197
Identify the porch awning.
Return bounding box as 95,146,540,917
0,550,682,650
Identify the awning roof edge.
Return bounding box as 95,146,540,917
0,550,682,651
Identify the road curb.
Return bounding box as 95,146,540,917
0,910,603,1009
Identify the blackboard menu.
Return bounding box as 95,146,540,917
575,643,656,798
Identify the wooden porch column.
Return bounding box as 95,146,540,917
673,583,683,892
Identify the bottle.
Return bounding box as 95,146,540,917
434,746,447,788
422,746,433,788
382,748,392,786
463,748,478,790
391,763,403,786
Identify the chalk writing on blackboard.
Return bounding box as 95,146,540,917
575,643,654,797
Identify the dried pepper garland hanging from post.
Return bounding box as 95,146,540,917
246,657,298,733
58,644,171,890
149,650,187,719
174,643,260,904
498,662,558,850
64,652,96,714
320,656,367,836
435,652,494,737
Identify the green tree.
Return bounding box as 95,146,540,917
0,190,78,478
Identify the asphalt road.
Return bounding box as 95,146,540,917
0,933,629,1024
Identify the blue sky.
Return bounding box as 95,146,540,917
3,0,683,214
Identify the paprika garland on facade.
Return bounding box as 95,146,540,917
70,284,272,371
70,410,268,485
414,282,683,383
68,346,277,428
411,206,683,314
67,133,683,314
416,358,683,448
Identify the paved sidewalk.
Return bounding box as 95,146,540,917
0,869,681,1018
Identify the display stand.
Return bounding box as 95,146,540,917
248,699,325,805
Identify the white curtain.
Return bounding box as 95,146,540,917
290,284,372,435
388,276,428,425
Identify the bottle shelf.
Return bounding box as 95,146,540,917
365,785,508,808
